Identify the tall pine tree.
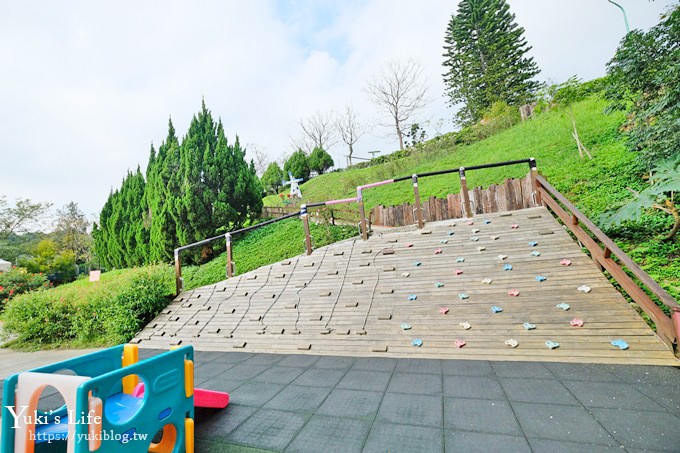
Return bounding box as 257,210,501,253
443,0,540,125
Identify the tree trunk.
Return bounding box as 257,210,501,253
397,125,404,151
663,199,679,242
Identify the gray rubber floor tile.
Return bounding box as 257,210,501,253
376,393,443,427
386,372,442,395
512,402,615,445
195,376,245,393
563,380,667,411
227,408,308,451
211,363,270,381
634,384,680,416
242,353,285,366
195,404,258,440
205,351,253,364
591,407,680,452
264,385,332,413
500,378,579,405
276,354,319,368
316,388,383,419
193,350,230,364
444,397,521,436
395,358,442,374
543,363,619,382
605,365,680,386
230,382,286,407
442,360,493,376
492,361,553,379
351,357,397,372
337,370,392,392
285,415,370,453
363,422,443,453
291,367,347,387
528,438,625,453
195,361,239,380
446,430,531,453
443,375,505,400
251,366,306,385
311,356,355,369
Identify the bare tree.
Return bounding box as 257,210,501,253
298,110,337,153
336,104,368,166
247,143,270,177
365,58,430,150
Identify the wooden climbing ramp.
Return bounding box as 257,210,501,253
134,207,678,366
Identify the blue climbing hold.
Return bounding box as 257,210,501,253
556,303,570,311
503,264,513,271
401,323,411,330
448,231,455,236
458,293,469,300
408,294,417,301
529,241,538,247
435,282,445,288
470,236,479,242
413,261,422,267
457,257,465,263
530,251,541,257
523,322,536,330
535,275,547,282
491,306,503,313
545,341,560,350
611,339,629,350
412,338,423,347
484,219,491,224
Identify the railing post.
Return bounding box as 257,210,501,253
358,189,368,240
459,168,473,218
174,249,183,296
412,174,425,229
301,204,313,255
225,233,233,278
671,308,680,349
529,157,542,206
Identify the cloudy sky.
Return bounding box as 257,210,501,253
0,0,674,220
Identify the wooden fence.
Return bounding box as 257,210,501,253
262,205,358,225
371,174,537,227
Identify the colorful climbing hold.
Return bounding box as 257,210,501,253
401,272,410,277
454,340,466,348
511,224,519,229
471,228,480,234
435,282,445,288
491,235,499,240
578,285,591,293
505,339,518,348
406,243,414,248
611,339,629,350
413,261,422,267
408,294,417,301
412,338,423,347
556,302,570,311
467,221,474,226
401,323,412,330
481,278,493,284
560,259,572,266
440,239,449,244
503,264,513,271
491,306,503,313
458,293,469,300
457,256,465,263
439,307,449,315
454,269,464,275
508,289,520,297
545,340,560,350
477,246,486,251
448,222,456,227
570,318,584,327
459,321,471,330
434,248,443,254
447,231,455,236
523,322,536,330
484,219,492,224
498,254,508,260
535,275,547,282
470,236,479,242
530,251,541,257
528,241,538,247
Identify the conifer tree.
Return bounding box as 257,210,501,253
261,162,285,194
443,0,540,125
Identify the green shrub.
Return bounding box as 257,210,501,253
0,266,51,310
2,265,173,348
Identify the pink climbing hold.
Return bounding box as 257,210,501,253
454,269,464,275
467,221,474,226
508,289,520,297
560,259,572,266
454,340,466,348
511,224,519,229
434,248,443,254
406,243,414,248
570,318,584,327
439,307,449,315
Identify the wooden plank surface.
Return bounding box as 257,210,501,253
135,207,679,366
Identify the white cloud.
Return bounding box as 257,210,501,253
0,0,674,217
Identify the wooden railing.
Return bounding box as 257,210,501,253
535,174,680,350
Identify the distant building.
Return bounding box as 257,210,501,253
0,259,11,272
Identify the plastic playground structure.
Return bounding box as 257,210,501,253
1,345,228,452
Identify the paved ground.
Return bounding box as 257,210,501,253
2,348,679,452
